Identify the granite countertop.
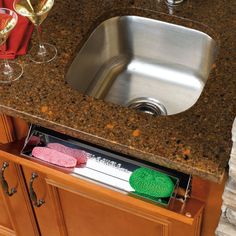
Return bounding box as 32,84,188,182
0,0,235,182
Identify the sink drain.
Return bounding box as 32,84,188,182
127,97,167,116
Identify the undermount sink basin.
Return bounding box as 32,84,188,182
66,16,217,115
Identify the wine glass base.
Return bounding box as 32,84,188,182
29,43,57,64
0,62,23,84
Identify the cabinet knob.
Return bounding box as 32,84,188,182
0,162,17,197
29,172,45,207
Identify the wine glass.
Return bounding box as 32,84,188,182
13,0,57,64
0,8,23,83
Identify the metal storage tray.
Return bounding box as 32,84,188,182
21,125,191,207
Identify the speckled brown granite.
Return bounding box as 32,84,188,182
0,0,235,182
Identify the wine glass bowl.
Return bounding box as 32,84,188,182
0,13,16,45
13,0,57,64
0,8,23,83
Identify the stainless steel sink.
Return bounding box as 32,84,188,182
66,16,217,115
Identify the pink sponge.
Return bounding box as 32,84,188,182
47,143,88,164
32,147,77,168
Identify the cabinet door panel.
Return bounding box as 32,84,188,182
22,167,61,236
58,188,170,236
0,189,13,233
0,158,38,236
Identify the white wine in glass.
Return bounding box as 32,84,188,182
0,8,23,83
14,0,57,64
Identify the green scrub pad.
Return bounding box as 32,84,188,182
129,167,174,198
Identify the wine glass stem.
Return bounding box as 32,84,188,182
3,59,13,76
36,26,46,56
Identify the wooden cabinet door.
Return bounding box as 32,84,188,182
0,188,14,236
0,157,38,236
45,179,171,236
56,187,170,236
22,167,62,236
45,176,204,236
